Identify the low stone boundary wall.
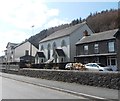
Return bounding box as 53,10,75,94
1,69,120,90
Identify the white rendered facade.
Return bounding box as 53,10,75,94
38,22,93,63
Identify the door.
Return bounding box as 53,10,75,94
107,57,117,71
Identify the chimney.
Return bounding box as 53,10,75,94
83,30,89,36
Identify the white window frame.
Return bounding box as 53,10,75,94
61,40,66,47
108,42,115,52
94,44,99,53
84,45,88,55
107,57,117,66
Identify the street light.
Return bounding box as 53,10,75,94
29,25,34,66
31,25,34,34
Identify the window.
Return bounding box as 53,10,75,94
92,64,99,68
61,57,64,62
47,43,51,50
25,50,29,55
111,59,116,65
94,44,99,53
95,57,99,63
61,40,66,47
48,50,50,60
107,57,117,66
84,45,88,54
41,59,44,63
52,42,56,49
108,42,115,52
84,58,88,64
47,44,51,60
41,45,44,51
11,51,13,54
52,42,56,57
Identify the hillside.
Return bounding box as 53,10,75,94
86,9,119,33
28,9,119,49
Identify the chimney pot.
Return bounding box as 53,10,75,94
83,30,89,36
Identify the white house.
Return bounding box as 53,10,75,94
13,40,38,62
5,42,18,62
36,22,93,63
0,56,6,63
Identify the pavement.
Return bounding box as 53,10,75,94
0,72,119,100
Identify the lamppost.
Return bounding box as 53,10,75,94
29,25,34,66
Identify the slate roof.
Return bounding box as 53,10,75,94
55,49,65,57
20,55,35,59
14,40,36,49
76,29,119,45
114,29,120,37
36,52,45,58
40,22,87,43
20,55,35,62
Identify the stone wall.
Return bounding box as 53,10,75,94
1,69,120,90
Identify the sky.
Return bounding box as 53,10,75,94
0,0,119,56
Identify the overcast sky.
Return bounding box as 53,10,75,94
0,0,118,56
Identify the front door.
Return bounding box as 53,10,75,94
107,56,117,71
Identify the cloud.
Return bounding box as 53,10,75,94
43,0,118,2
0,0,59,29
0,30,29,55
1,30,28,43
44,18,70,29
0,0,70,56
0,0,60,56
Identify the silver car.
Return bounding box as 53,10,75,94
85,63,113,71
65,63,73,70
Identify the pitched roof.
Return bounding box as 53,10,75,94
76,29,119,45
55,49,65,57
14,40,36,49
20,55,35,59
114,29,120,37
36,52,45,58
20,55,35,62
6,42,18,48
40,22,87,43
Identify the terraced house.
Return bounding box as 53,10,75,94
4,40,38,64
75,29,120,71
5,42,18,62
35,22,93,64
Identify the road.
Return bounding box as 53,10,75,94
1,76,86,99
0,72,119,100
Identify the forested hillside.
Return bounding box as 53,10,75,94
28,9,119,49
86,9,119,33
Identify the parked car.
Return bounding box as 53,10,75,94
85,63,113,71
108,65,118,71
65,63,87,70
65,63,73,70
